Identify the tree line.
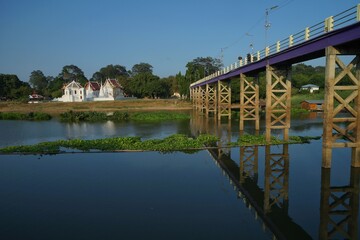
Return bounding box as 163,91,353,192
0,57,335,101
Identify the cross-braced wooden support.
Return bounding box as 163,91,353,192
264,145,289,214
323,46,360,168
240,74,260,130
190,88,195,106
195,86,206,112
239,144,259,184
218,80,231,120
194,87,201,110
201,85,206,113
205,83,217,117
265,65,291,142
319,167,359,240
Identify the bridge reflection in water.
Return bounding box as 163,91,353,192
190,114,359,240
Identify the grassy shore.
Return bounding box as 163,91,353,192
0,99,192,116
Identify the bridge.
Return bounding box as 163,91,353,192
189,5,360,168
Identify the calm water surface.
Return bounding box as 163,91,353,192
0,112,359,240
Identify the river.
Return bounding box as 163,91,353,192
0,111,358,240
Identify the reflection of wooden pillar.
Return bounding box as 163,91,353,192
239,145,259,184
322,46,360,168
319,166,360,240
205,83,217,118
240,74,260,131
264,145,271,213
265,65,291,142
218,80,231,120
319,168,331,240
264,145,290,213
349,167,359,239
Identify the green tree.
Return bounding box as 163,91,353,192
185,56,223,83
91,71,104,82
0,74,31,99
47,77,65,98
131,63,153,76
176,72,189,98
59,65,87,85
29,70,48,94
99,64,129,78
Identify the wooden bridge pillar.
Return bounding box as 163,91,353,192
322,46,360,168
218,80,232,120
240,74,260,131
190,88,195,106
194,87,199,110
264,145,289,214
265,65,291,142
195,86,205,112
319,166,359,239
200,85,206,113
205,83,217,118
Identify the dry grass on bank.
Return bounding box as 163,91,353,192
0,99,192,116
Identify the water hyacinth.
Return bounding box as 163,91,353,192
0,133,321,155
0,134,219,154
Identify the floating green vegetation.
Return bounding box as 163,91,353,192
59,111,108,121
0,134,219,154
129,112,190,121
0,112,52,121
0,134,321,155
230,134,321,147
59,111,190,122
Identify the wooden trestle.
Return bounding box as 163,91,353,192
205,83,217,117
217,80,231,120
191,45,360,169
239,140,259,184
322,46,360,168
265,65,291,141
240,74,260,130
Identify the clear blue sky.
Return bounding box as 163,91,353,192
0,0,358,81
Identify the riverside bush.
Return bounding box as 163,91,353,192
59,111,190,122
0,112,51,121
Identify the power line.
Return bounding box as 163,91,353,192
218,0,295,61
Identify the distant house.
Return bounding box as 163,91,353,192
301,100,324,111
300,84,320,93
84,81,101,101
58,80,85,102
28,93,44,103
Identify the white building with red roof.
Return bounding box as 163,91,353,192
84,81,101,101
54,78,129,102
96,78,125,101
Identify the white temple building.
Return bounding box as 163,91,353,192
55,78,128,102
57,80,85,102
84,81,101,101
95,78,125,101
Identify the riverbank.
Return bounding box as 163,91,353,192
0,99,192,116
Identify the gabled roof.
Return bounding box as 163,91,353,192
301,84,319,88
302,100,324,104
85,81,101,91
105,78,122,88
64,80,83,89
